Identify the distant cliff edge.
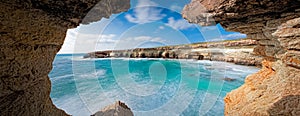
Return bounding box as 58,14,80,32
85,39,263,66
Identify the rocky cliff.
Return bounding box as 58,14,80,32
86,39,263,66
182,0,300,115
0,0,130,115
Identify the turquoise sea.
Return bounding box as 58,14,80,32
49,54,259,116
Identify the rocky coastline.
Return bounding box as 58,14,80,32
85,39,263,66
2,0,299,115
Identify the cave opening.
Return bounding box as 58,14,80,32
48,0,258,115
2,0,300,115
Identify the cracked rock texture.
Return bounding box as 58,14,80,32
0,0,130,115
183,0,300,115
182,0,300,58
92,101,134,116
224,60,300,115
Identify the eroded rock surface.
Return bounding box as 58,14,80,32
86,39,263,66
273,18,300,69
92,101,134,116
224,60,300,115
0,0,130,115
183,0,300,58
183,0,300,115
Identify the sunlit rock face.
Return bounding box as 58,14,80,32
273,18,300,69
224,60,300,115
92,101,134,116
0,0,130,115
86,39,262,66
182,0,300,115
183,0,300,58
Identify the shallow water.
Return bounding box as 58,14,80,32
49,54,259,116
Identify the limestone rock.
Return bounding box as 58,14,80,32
92,101,134,116
273,18,300,68
182,0,300,58
86,39,262,66
182,0,300,115
224,60,300,115
0,0,130,115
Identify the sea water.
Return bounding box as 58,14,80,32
49,54,259,116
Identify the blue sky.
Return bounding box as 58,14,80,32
59,0,246,54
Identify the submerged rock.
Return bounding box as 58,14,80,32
92,101,133,116
223,77,236,82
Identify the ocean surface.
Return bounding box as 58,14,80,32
49,54,259,116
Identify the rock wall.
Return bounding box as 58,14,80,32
182,0,300,59
182,0,300,115
224,58,300,115
0,0,130,115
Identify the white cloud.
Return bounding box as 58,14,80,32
205,37,224,42
207,33,247,42
222,33,247,39
170,4,182,12
166,17,195,30
135,0,158,7
97,34,117,43
58,29,119,53
133,36,166,43
159,26,165,30
201,26,218,31
58,29,77,54
114,36,167,50
125,0,165,24
58,27,170,53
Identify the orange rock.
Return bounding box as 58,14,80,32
224,60,300,115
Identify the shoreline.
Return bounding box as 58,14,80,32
84,39,263,66
76,56,261,68
82,51,263,67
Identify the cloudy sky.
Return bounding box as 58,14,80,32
58,0,246,54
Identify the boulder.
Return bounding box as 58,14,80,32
92,101,134,116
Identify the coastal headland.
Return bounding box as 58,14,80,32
85,39,263,66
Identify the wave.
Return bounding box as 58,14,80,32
51,94,91,116
77,69,106,79
51,55,260,115
50,74,74,81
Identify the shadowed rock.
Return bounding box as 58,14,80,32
268,95,300,115
0,0,130,115
223,77,236,82
182,0,300,115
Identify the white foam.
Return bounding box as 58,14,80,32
51,56,260,115
50,74,73,81
78,69,106,79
